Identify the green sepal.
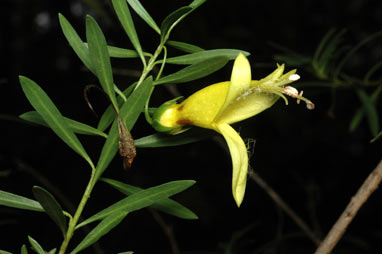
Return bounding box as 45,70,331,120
152,97,183,133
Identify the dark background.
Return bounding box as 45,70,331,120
1,0,382,253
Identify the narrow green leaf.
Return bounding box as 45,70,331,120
97,83,135,131
349,108,364,133
58,13,95,74
77,180,195,228
357,89,380,136
102,178,198,219
364,61,382,82
334,30,382,79
189,0,206,9
154,56,229,85
0,250,13,254
21,245,28,254
162,49,250,65
0,190,40,212
160,6,192,43
312,28,336,67
84,43,137,58
94,77,153,181
135,128,215,148
32,186,67,236
349,86,382,132
28,236,45,254
107,45,139,58
371,130,382,143
72,211,128,254
117,252,134,254
319,29,347,74
86,15,119,112
20,111,107,138
126,0,160,34
112,0,145,65
166,40,204,53
19,76,94,168
47,249,56,254
84,43,152,58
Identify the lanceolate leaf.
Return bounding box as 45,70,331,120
0,190,43,212
162,49,250,65
349,85,382,133
58,13,95,74
21,245,28,254
0,250,13,254
94,77,153,181
356,89,380,136
20,111,107,138
28,236,45,254
189,0,206,9
160,0,206,43
154,56,229,85
86,15,119,112
126,0,160,34
97,83,136,131
101,178,198,219
112,0,145,65
134,128,215,148
72,211,128,254
32,186,67,236
334,30,382,79
166,40,204,53
84,43,152,58
76,180,195,228
160,6,192,43
19,76,94,168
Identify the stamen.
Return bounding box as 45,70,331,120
283,86,299,98
306,102,315,110
296,90,303,104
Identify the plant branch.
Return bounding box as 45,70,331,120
59,168,97,254
314,159,382,254
247,167,322,246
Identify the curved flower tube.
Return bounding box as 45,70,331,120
152,53,314,207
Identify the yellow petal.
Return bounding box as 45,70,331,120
217,66,299,124
215,123,248,207
214,53,251,122
176,81,229,129
217,84,280,124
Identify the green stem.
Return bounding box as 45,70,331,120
134,43,165,91
59,168,96,254
59,42,166,254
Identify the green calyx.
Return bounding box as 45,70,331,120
152,97,183,133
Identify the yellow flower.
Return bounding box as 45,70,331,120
152,53,314,207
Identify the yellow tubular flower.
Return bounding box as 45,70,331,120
152,53,314,207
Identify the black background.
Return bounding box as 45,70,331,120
1,0,382,253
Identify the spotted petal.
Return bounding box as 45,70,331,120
215,123,248,207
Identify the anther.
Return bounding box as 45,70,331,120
288,74,300,81
283,86,299,98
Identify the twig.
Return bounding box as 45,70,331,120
314,159,382,254
247,168,322,246
13,157,104,254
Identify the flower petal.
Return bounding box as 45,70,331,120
217,86,280,124
176,81,229,129
215,123,248,207
214,53,251,122
217,67,299,124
